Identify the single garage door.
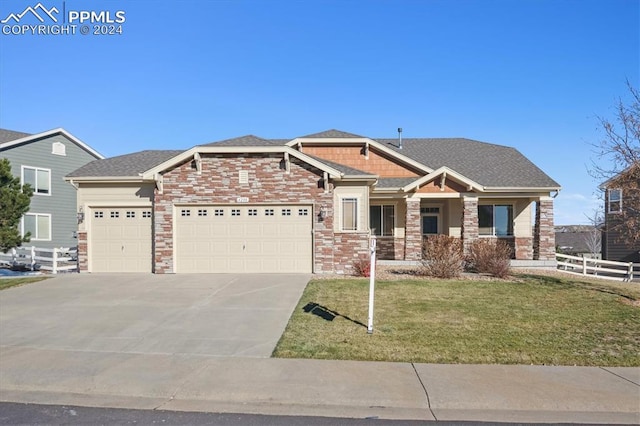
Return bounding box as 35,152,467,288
176,205,312,273
90,207,153,272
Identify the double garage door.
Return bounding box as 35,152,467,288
175,204,312,273
89,205,313,273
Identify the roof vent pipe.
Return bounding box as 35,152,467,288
397,127,403,149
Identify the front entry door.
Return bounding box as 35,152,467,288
421,206,441,236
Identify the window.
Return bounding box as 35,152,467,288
341,198,358,231
231,209,240,216
248,209,258,216
23,213,51,241
298,208,308,216
214,209,224,216
198,209,208,216
370,205,394,236
142,211,152,218
265,209,274,216
478,204,513,236
608,189,622,213
281,208,291,216
94,211,104,218
126,211,136,218
110,211,120,218
22,166,50,195
421,207,440,214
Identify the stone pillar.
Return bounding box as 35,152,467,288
404,198,422,260
534,197,555,260
515,237,533,260
461,196,478,255
77,231,88,272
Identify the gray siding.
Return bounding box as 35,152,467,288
1,134,100,249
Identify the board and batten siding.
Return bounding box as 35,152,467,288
1,134,101,249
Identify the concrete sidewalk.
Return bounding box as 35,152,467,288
1,346,638,424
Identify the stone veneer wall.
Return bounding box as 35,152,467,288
77,231,88,272
461,196,479,255
515,237,533,260
153,154,365,274
534,199,555,260
404,198,422,260
376,237,405,260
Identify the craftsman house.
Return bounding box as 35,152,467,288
66,129,560,274
1,128,104,250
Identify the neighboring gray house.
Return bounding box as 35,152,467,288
0,128,104,249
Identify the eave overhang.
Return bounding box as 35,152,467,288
0,127,104,159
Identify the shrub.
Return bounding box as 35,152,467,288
467,239,512,278
420,235,464,278
353,255,372,277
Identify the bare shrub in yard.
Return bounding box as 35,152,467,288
420,235,464,278
467,239,512,278
353,255,372,277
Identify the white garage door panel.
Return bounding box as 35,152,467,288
90,208,152,273
176,205,312,273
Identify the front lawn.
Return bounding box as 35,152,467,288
273,273,640,366
0,276,49,290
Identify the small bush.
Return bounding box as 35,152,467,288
467,239,512,278
420,235,464,278
353,255,372,277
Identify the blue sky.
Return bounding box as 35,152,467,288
1,0,638,225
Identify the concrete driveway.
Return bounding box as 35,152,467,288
0,273,310,358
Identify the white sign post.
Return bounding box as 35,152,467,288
367,236,376,334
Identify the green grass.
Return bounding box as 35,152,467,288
0,276,49,290
273,274,640,366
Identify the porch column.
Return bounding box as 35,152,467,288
534,197,555,260
404,198,422,261
461,196,478,255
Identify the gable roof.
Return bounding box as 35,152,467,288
67,150,183,178
375,137,560,189
300,129,365,139
0,127,104,159
66,128,559,191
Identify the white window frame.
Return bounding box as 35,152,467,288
370,203,395,237
22,213,52,241
21,165,51,196
340,197,359,231
478,204,514,237
608,189,622,214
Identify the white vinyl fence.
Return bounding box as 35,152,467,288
0,246,78,274
556,253,638,282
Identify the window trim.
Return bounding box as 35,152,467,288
22,213,52,241
21,165,52,196
608,188,622,214
341,197,359,231
478,203,514,237
370,203,395,237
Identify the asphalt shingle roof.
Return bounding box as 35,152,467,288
200,135,287,147
67,150,184,177
300,129,365,139
375,137,560,188
67,129,559,189
0,128,31,144
376,177,417,189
